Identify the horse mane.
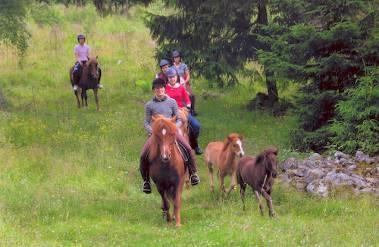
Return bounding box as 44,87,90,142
148,115,177,161
256,147,278,166
222,133,241,151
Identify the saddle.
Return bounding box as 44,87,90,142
176,141,190,163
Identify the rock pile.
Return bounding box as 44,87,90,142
280,151,379,197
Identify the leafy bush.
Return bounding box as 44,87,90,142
328,72,379,155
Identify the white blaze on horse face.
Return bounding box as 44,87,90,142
162,128,167,136
236,140,245,156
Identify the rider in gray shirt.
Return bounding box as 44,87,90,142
140,78,200,194
144,95,182,135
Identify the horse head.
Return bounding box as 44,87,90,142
257,147,279,178
151,115,177,163
87,56,99,81
223,133,245,157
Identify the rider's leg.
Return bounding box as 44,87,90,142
176,133,200,185
97,67,103,89
189,94,197,116
72,62,81,91
140,136,153,193
188,115,202,155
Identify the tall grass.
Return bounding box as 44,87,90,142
0,4,378,246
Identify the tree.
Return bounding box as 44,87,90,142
0,0,30,62
146,0,281,106
260,0,379,154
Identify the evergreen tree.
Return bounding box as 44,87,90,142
260,0,379,154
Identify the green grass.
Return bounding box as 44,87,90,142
0,4,378,246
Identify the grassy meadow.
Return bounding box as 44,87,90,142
0,4,378,246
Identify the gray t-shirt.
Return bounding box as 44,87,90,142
144,96,182,134
171,63,189,78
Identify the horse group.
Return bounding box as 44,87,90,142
148,115,279,227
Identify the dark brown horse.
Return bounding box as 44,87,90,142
148,115,186,227
237,147,278,217
69,57,101,111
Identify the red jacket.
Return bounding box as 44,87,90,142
165,83,191,108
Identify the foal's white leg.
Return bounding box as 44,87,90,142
254,190,264,216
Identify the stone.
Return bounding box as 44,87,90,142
324,171,368,189
281,158,299,171
334,151,350,160
309,153,322,160
304,168,326,184
347,165,357,171
355,151,376,164
306,180,329,197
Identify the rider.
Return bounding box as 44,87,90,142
171,50,198,116
165,68,203,155
155,59,170,84
72,34,103,91
140,78,200,194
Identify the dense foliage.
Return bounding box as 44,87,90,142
0,0,30,61
258,0,379,155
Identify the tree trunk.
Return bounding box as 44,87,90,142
257,0,279,105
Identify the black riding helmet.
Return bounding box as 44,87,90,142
152,78,166,90
77,34,86,42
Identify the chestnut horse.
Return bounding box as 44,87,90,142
204,133,245,194
69,57,101,111
148,115,186,227
237,148,278,217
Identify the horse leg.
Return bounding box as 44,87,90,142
173,191,182,227
160,191,171,222
84,90,88,107
240,183,246,211
207,164,214,192
219,172,226,194
262,190,275,218
94,88,99,111
254,190,264,216
75,90,81,108
226,171,237,195
80,89,85,108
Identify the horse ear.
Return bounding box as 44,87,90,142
151,115,158,123
239,135,244,140
171,116,177,123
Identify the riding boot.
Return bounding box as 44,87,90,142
189,134,203,155
176,134,200,185
189,95,198,116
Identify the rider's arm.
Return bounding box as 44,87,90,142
143,103,153,135
74,46,81,63
181,86,191,108
172,100,183,128
183,64,190,84
87,45,91,59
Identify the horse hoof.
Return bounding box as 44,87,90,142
175,223,182,228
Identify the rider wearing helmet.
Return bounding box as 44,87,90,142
155,59,170,85
72,34,103,91
170,50,198,116
165,68,203,155
140,78,200,194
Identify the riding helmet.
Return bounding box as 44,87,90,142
172,50,181,58
77,34,86,41
166,68,177,78
159,59,170,68
152,78,166,89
